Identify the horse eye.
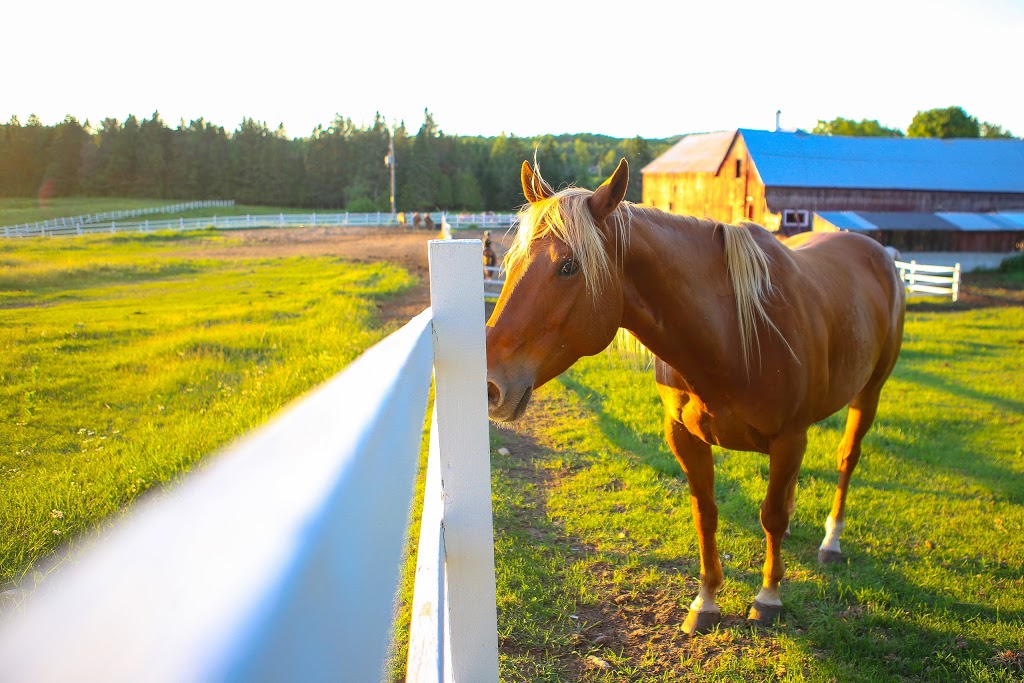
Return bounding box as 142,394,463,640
559,258,579,277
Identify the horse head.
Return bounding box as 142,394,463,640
485,158,630,422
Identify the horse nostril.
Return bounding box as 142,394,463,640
487,380,501,407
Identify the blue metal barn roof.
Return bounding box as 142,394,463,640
738,129,1024,193
642,129,1024,194
815,211,1024,232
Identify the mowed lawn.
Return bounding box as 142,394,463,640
0,230,416,588
484,302,1024,681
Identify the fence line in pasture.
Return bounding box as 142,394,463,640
1,210,517,239
0,200,234,236
895,259,961,301
0,240,499,683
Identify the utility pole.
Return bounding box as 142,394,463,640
384,131,396,214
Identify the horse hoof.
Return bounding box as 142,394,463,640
818,549,843,564
747,599,782,627
682,609,721,635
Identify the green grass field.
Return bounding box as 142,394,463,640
3,227,1022,680
0,197,308,227
481,302,1024,681
0,230,415,588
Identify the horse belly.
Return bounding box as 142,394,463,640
679,399,769,454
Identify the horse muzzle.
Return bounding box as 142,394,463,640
486,377,533,423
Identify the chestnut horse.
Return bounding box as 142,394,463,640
485,158,905,633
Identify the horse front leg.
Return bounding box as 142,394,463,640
664,416,722,635
750,430,807,626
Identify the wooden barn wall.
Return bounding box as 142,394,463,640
815,228,1022,252
882,231,1022,252
641,137,772,228
764,187,1024,213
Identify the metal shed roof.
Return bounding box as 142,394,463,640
641,131,736,174
739,129,1024,193
815,211,1024,232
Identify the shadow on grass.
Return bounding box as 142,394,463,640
895,362,1024,416
799,383,1024,506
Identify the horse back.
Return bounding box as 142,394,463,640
785,230,905,396
782,231,904,318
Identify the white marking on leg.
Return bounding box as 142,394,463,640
819,514,845,554
689,586,721,614
754,586,782,607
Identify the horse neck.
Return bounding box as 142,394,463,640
618,212,743,385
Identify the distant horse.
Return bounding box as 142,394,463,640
485,159,905,633
482,230,497,279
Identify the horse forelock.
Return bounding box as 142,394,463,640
505,187,631,297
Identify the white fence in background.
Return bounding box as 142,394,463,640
484,265,505,301
1,200,234,236
895,259,961,301
0,240,499,683
1,210,517,239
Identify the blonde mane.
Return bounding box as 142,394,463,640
717,220,796,374
504,187,632,297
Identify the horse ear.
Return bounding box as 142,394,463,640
588,158,629,223
521,161,555,204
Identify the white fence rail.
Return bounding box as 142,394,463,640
0,240,498,683
1,211,517,239
0,200,234,236
895,259,961,301
484,266,505,301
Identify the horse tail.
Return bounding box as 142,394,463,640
719,223,796,375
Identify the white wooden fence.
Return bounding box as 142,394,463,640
0,240,498,682
1,211,517,239
0,200,234,236
895,259,962,301
483,266,505,301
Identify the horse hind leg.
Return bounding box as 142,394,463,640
819,384,883,563
749,430,807,627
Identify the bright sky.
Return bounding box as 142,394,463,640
4,0,1022,140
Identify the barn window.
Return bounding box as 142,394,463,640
735,159,742,178
782,210,810,228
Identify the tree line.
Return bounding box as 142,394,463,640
4,105,1014,211
813,106,1016,139
0,110,668,211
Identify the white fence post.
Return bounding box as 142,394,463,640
422,239,499,681
953,263,961,302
